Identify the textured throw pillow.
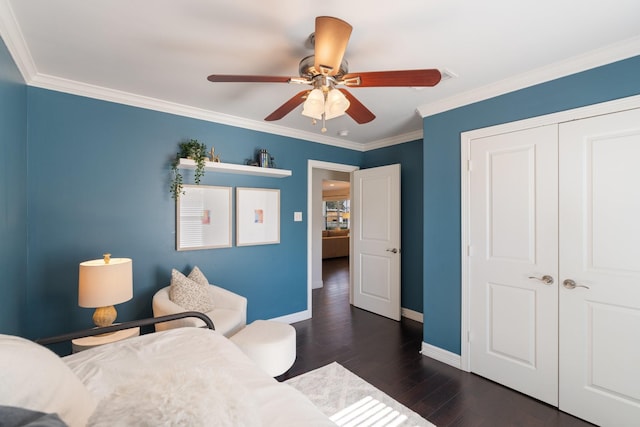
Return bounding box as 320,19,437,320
169,269,214,312
188,265,209,287
88,367,261,427
0,334,97,427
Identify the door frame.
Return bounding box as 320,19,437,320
460,94,640,372
307,160,359,317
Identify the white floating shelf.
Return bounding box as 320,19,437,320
178,158,292,178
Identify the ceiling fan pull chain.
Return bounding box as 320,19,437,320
321,114,327,133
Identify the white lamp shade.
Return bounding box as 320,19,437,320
78,258,133,308
324,89,350,120
301,88,325,120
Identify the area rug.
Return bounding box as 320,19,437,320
285,362,436,427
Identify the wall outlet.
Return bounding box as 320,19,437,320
294,212,303,222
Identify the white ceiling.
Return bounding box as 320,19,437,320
323,180,350,193
2,0,639,150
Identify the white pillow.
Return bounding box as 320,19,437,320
88,366,260,427
0,334,97,427
169,268,214,312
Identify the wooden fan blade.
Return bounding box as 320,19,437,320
314,16,352,76
207,74,291,83
342,69,442,87
339,89,376,124
264,90,309,121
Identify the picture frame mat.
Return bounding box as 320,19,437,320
177,185,232,250
236,187,280,246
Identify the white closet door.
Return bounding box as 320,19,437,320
469,125,559,405
559,108,640,426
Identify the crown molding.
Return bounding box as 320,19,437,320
417,36,640,118
364,129,423,151
0,0,37,79
28,72,369,151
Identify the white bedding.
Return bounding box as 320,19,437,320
63,328,335,426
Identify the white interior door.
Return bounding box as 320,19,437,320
469,125,559,405
558,108,640,426
352,164,401,321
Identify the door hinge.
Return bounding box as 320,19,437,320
467,159,472,172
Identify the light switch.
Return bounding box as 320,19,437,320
294,211,303,222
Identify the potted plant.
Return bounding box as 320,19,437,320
170,139,208,199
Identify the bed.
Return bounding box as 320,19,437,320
0,314,335,427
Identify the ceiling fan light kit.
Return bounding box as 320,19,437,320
324,88,350,120
301,88,325,120
206,16,442,133
301,85,351,133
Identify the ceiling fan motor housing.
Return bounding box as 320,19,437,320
299,55,349,80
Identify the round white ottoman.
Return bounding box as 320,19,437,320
230,320,296,377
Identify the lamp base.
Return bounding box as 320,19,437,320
93,305,117,328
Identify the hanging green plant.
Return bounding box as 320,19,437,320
170,139,208,200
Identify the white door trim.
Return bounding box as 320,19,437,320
307,160,359,318
460,93,640,372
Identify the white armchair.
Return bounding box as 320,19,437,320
152,284,247,337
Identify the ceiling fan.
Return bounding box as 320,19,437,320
207,16,441,132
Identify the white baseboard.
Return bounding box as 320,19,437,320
401,308,423,323
270,307,423,327
273,307,423,324
269,309,311,324
421,342,463,370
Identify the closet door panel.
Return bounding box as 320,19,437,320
469,125,559,406
559,107,640,426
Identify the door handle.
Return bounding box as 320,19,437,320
563,279,590,290
528,275,554,285
386,248,398,254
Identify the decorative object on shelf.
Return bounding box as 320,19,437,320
209,147,221,163
176,185,232,251
78,253,133,328
257,149,271,168
236,187,280,246
170,139,208,200
254,148,276,168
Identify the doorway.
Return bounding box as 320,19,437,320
307,160,359,317
307,160,403,321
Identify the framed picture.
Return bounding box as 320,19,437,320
236,187,280,246
177,185,232,250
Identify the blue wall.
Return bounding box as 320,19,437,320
423,55,640,354
0,37,27,336
21,87,363,339
0,28,423,340
364,139,423,313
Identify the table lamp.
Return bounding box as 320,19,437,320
78,253,133,328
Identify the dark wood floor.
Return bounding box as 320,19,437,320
278,257,595,427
